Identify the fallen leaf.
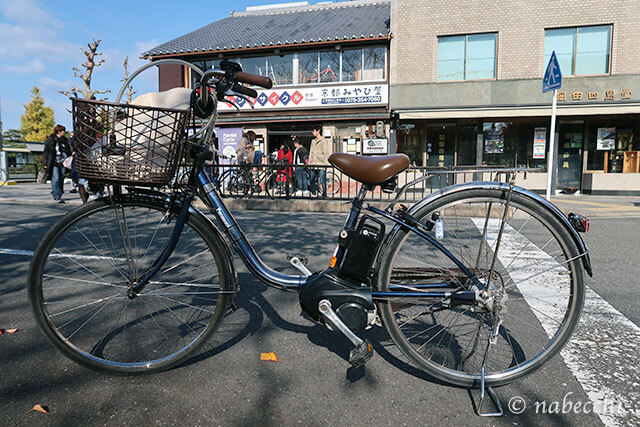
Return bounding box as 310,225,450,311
260,352,282,363
5,328,18,334
27,404,50,414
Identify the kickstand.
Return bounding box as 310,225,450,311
471,366,504,417
470,330,504,417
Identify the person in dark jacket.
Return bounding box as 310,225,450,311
42,124,71,203
292,135,309,196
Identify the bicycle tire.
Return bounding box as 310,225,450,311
217,168,249,197
266,172,294,199
28,194,234,374
375,188,585,387
325,171,341,195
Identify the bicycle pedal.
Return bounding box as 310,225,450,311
348,339,373,368
286,254,308,265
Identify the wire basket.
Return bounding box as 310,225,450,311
71,98,190,187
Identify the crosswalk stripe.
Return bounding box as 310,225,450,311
474,219,640,426
0,248,124,261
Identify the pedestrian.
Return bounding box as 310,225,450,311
42,124,71,203
276,142,293,182
67,131,88,203
237,130,256,165
308,124,332,197
292,135,309,196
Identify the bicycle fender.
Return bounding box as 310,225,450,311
397,182,593,277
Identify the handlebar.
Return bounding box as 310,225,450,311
235,71,273,89
232,83,258,99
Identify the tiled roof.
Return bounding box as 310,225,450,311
142,0,390,57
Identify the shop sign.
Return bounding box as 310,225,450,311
557,89,632,102
362,138,388,155
596,127,616,150
533,127,546,159
214,127,243,163
219,83,388,112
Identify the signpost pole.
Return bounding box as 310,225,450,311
546,89,558,200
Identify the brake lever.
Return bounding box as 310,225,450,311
226,91,255,109
224,97,241,112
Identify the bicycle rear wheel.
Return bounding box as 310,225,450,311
28,194,234,374
375,188,585,387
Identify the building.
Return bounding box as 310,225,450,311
390,0,640,194
143,0,391,158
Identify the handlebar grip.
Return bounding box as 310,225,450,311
235,71,273,89
232,83,258,99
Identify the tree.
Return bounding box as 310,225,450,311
20,87,55,142
60,39,110,99
2,129,24,143
121,57,137,103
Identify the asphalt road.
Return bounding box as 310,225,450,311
0,201,638,426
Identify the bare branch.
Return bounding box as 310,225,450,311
62,38,109,99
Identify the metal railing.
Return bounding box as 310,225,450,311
211,163,545,202
2,163,39,182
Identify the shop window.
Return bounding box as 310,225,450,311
397,124,425,166
266,54,293,86
456,123,478,166
586,121,639,172
544,25,611,75
437,33,497,81
298,52,319,84
363,47,386,80
482,122,517,167
319,51,340,83
342,49,361,82
240,57,267,76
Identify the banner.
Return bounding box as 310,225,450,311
533,127,547,159
219,83,388,111
215,128,243,163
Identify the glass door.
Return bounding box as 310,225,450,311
426,123,456,167
556,123,584,192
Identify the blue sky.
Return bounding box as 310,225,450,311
0,0,331,136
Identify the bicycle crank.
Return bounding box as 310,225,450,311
318,299,373,367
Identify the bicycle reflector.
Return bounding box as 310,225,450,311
568,213,590,233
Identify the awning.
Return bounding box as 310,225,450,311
397,101,640,120
216,110,389,125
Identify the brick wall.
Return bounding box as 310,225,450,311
390,0,640,85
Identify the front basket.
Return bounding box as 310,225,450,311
71,98,190,187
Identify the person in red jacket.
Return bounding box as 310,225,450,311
276,143,293,181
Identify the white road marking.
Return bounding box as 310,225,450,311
474,219,640,426
0,248,124,261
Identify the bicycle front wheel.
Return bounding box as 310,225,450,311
376,188,585,387
266,172,294,199
326,171,341,195
28,194,234,374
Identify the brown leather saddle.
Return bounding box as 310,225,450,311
328,153,410,185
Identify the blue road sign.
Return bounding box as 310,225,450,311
543,51,562,93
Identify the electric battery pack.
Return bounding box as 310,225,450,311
339,216,385,284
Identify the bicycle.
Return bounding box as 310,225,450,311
217,159,293,199
28,59,592,409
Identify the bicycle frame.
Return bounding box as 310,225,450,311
131,157,484,303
